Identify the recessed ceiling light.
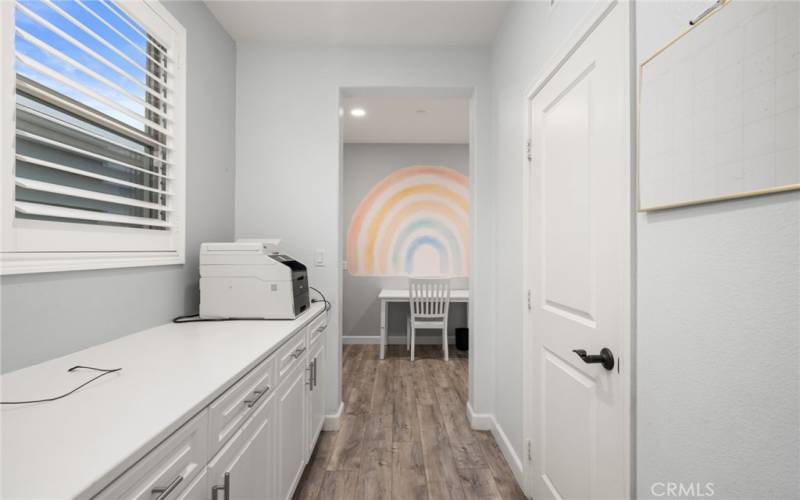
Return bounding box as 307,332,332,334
350,108,366,118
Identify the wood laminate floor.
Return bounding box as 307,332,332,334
293,344,527,500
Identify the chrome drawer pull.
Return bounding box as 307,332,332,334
315,325,326,333
243,386,270,408
291,346,307,359
312,358,317,388
211,472,230,500
151,474,183,500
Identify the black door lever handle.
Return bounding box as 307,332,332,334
572,348,615,371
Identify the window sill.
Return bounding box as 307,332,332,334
0,251,184,275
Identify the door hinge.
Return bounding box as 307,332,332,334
526,140,532,162
527,289,532,311
527,440,533,461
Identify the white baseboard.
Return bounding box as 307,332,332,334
343,335,456,345
343,335,380,344
489,416,525,490
466,402,525,492
466,401,493,430
323,402,343,431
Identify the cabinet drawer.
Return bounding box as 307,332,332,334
307,313,327,346
95,411,208,500
276,329,307,386
208,354,275,456
309,323,325,354
173,467,207,500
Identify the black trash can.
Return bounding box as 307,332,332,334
455,327,469,351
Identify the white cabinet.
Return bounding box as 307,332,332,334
276,360,308,500
307,337,326,457
93,312,326,500
207,393,276,500
93,411,208,500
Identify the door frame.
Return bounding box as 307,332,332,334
521,0,635,497
337,85,481,423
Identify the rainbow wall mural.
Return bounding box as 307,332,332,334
347,165,469,277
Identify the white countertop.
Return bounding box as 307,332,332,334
0,304,325,499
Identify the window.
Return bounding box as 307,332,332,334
0,0,186,274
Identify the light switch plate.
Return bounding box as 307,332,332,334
314,249,325,266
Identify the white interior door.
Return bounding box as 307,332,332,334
527,3,630,499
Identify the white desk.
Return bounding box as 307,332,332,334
378,288,469,359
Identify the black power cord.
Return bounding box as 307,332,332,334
0,365,122,405
310,286,331,312
172,314,239,324
172,315,279,323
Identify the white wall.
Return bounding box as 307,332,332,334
235,45,495,418
490,0,599,470
342,143,469,340
0,1,237,373
636,2,800,498
491,0,799,497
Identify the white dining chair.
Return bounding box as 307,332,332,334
406,277,452,361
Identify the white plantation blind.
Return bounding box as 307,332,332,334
1,0,186,273
14,0,172,228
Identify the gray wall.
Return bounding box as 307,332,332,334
491,1,799,494
490,0,600,464
1,1,237,373
234,45,494,415
342,143,469,340
635,2,800,499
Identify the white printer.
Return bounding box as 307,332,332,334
199,239,310,319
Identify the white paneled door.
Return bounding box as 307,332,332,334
526,2,631,499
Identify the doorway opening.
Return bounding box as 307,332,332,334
291,87,523,499
339,88,472,362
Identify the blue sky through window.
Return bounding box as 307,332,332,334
14,0,164,131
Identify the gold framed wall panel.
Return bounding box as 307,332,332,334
637,0,800,212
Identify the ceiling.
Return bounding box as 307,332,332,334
342,96,469,144
205,1,509,46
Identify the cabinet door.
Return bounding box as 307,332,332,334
307,340,326,457
207,395,275,500
276,361,308,500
